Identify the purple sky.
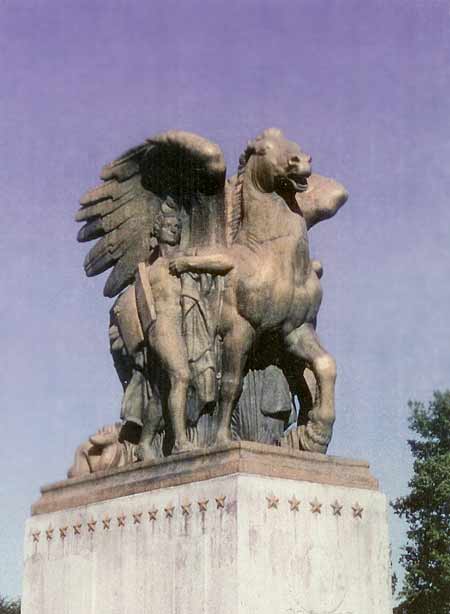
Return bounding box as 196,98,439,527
1,0,450,599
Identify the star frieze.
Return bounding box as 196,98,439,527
288,496,301,512
32,530,41,543
215,496,226,509
164,505,175,518
331,500,343,516
198,499,209,512
310,498,322,514
181,503,192,516
148,508,158,521
133,512,143,525
266,495,279,509
352,502,364,519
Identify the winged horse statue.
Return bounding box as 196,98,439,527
77,129,347,456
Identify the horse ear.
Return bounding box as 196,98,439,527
262,128,283,139
254,140,269,155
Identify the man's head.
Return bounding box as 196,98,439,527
153,198,182,246
157,214,181,246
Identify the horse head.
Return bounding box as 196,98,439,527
241,128,312,196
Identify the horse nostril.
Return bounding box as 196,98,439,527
289,155,301,165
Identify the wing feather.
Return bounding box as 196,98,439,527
100,144,147,182
75,191,137,223
77,131,227,298
80,177,137,207
84,215,153,277
103,239,151,298
77,196,153,242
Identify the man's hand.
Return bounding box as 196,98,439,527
169,257,192,276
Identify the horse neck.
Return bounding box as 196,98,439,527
238,163,291,243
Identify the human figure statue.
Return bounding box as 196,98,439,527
144,209,236,453
135,203,194,454
110,198,233,458
67,423,137,478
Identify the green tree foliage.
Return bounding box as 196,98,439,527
392,391,450,613
0,596,20,614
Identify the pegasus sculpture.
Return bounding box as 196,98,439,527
76,129,347,468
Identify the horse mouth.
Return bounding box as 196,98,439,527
287,173,309,192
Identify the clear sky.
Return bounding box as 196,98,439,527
1,0,449,600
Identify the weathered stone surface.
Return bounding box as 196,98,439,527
23,452,392,614
33,441,378,515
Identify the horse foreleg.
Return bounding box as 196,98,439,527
285,323,336,453
216,320,254,446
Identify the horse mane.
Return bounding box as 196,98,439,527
225,129,284,245
225,157,246,245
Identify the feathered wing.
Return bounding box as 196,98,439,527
76,131,227,297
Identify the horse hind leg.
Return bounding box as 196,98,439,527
285,323,336,453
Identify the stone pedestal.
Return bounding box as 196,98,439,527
22,442,393,614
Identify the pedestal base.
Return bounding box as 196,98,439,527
22,442,393,614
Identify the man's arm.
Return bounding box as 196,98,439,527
169,252,234,276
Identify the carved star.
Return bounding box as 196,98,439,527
117,513,126,527
32,530,41,543
215,496,226,509
331,500,343,516
59,527,68,540
87,520,97,533
148,508,158,521
102,516,111,530
310,498,322,514
133,512,142,524
352,502,364,519
73,523,82,535
46,527,54,541
198,499,209,512
288,496,301,512
181,503,192,516
164,505,175,518
266,495,279,509
133,512,143,525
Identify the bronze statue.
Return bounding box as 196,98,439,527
75,128,347,471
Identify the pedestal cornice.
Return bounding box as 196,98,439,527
32,440,379,515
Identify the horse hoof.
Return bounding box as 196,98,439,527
298,424,329,454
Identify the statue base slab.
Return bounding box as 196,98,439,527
22,442,393,614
